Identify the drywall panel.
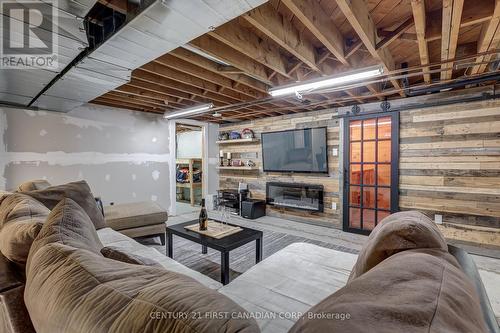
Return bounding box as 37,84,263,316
0,104,171,209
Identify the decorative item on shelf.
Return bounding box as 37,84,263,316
226,152,232,166
218,132,229,141
231,159,243,167
229,131,241,140
219,150,224,167
246,160,256,167
241,128,254,139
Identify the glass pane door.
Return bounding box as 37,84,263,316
343,113,399,234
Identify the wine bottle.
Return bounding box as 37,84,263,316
199,199,208,231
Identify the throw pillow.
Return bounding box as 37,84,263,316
348,210,448,281
17,179,51,192
29,198,104,260
0,193,49,265
289,249,487,333
22,180,106,230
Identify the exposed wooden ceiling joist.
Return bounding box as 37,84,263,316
91,0,499,122
281,0,347,65
441,0,465,81
191,35,273,85
411,0,431,83
335,0,405,96
376,17,414,50
209,20,291,78
169,48,269,96
470,0,500,74
243,3,320,72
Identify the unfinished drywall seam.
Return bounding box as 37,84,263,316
3,151,170,166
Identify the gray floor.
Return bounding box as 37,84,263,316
175,202,199,215
148,212,360,282
140,210,500,323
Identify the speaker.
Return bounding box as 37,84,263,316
241,199,266,219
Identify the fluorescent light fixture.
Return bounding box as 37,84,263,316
268,66,384,97
163,103,214,119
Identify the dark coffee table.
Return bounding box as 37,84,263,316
166,220,263,285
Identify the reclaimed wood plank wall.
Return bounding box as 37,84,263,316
218,108,342,227
399,98,500,229
219,96,500,230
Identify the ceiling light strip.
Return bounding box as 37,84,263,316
163,103,214,119
268,66,384,97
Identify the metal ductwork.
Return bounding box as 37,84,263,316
2,0,267,112
0,0,94,106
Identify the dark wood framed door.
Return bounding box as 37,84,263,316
343,112,399,235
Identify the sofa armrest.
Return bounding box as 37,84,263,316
448,245,499,333
0,253,22,293
0,253,35,333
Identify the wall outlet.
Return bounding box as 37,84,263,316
434,214,443,224
332,202,337,210
331,148,338,156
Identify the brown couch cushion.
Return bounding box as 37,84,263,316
104,201,168,231
17,180,51,192
348,211,447,281
22,180,106,230
25,200,259,333
101,246,161,267
289,249,488,333
0,193,49,265
29,198,103,260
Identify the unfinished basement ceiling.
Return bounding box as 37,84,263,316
91,0,500,123
0,0,267,112
0,0,94,105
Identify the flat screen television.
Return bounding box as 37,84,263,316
261,127,328,173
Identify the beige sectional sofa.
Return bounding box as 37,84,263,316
0,180,498,333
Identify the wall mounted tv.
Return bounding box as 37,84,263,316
261,127,328,173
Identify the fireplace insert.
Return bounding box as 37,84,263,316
266,182,324,212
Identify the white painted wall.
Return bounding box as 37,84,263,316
176,130,202,158
0,104,219,214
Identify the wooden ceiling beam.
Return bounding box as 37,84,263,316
243,3,320,72
168,48,302,111
335,0,404,96
169,48,270,95
426,0,494,40
93,98,163,114
106,91,184,109
155,54,263,103
411,0,431,83
129,76,194,101
209,20,291,78
281,0,347,65
346,40,363,59
441,0,464,81
141,62,242,103
135,68,238,105
376,17,414,50
116,82,181,105
117,83,197,107
190,35,273,85
99,93,170,111
142,61,276,115
470,0,500,74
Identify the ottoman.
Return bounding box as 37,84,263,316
103,201,168,244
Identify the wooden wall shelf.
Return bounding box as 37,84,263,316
176,158,202,205
216,138,259,144
216,166,258,171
